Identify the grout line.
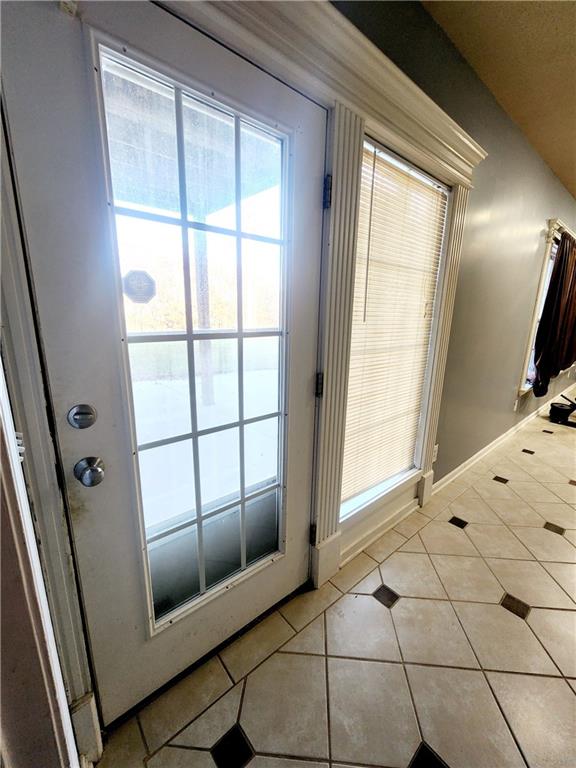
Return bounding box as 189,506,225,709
483,672,531,768
218,653,236,686
237,677,248,724
323,610,332,763
135,713,150,755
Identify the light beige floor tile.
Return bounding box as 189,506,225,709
398,533,426,552
486,559,575,609
465,524,533,559
419,494,451,519
527,609,576,677
542,562,576,601
240,653,328,759
420,521,480,556
512,526,576,563
488,461,534,482
531,502,576,529
348,567,382,594
394,511,430,538
139,657,231,753
98,718,147,768
515,459,569,484
170,684,242,748
509,481,563,503
279,582,340,631
379,552,447,598
328,658,420,766
148,746,215,767
437,479,470,501
544,483,576,504
251,759,328,768
438,496,501,524
488,672,576,768
453,602,558,674
408,666,524,768
220,612,294,681
280,615,325,655
392,598,478,667
330,552,378,592
565,529,576,546
364,529,407,562
326,594,401,661
486,498,546,527
473,478,517,501
431,555,504,603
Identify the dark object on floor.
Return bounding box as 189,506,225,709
211,725,254,768
409,741,450,767
533,231,576,397
449,516,468,529
522,448,535,454
493,475,509,484
501,593,531,620
549,394,576,428
544,521,566,536
373,584,400,608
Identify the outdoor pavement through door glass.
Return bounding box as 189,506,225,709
97,402,576,768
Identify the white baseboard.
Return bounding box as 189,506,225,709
433,382,576,495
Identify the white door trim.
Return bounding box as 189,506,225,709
163,0,487,186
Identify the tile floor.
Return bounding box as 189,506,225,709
98,411,576,768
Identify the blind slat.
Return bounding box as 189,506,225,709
341,141,448,504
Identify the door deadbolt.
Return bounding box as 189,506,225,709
74,457,105,487
68,404,97,429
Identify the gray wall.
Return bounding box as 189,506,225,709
335,1,576,479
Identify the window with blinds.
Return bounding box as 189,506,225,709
340,140,449,518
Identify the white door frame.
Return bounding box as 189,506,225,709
1,0,486,752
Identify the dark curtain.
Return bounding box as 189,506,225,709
533,231,576,396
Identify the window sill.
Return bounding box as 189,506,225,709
340,467,421,524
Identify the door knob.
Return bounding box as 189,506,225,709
74,457,105,487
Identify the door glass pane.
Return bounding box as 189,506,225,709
244,417,278,492
100,50,287,621
204,507,242,589
183,95,236,230
117,215,186,334
244,337,280,419
149,526,200,619
246,491,279,565
198,428,240,512
194,339,238,430
242,240,281,330
139,441,196,535
101,58,179,217
240,122,282,239
189,230,237,331
129,342,191,445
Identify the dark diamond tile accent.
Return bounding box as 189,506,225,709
409,741,450,767
493,475,509,484
544,521,566,535
542,429,554,434
373,584,400,608
522,449,535,455
570,479,576,486
501,593,531,620
449,515,468,529
211,724,254,768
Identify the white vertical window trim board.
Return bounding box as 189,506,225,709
312,104,364,582
1,365,81,768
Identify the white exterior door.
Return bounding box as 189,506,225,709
2,1,325,723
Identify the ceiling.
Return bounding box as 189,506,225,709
422,1,576,197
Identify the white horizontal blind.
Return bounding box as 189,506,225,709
341,140,449,508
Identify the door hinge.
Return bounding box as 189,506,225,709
323,174,332,210
15,432,25,463
309,523,317,546
315,372,324,398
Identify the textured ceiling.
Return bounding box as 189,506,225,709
422,1,576,197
